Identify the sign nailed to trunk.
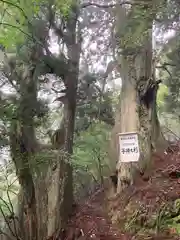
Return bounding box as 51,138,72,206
118,132,140,162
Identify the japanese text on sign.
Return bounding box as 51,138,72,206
118,132,140,162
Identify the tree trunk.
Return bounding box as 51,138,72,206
151,89,167,151
117,57,140,191
9,63,38,240
112,1,166,193
55,10,81,232
46,5,81,238
116,52,154,192
7,5,81,240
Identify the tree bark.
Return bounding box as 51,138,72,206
42,5,81,238
6,4,79,240
111,1,166,193
55,7,81,232
151,89,167,151
9,62,38,240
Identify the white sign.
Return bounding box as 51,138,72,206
118,132,140,162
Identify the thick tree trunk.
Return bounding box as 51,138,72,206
116,57,139,191
35,171,48,240
46,6,81,238
7,6,80,240
9,67,38,240
54,20,81,234
116,53,154,192
112,1,166,193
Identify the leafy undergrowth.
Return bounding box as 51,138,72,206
108,142,180,240
60,143,180,240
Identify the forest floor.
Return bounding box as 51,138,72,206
63,143,180,240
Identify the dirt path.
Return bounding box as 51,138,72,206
65,188,131,240
63,143,180,240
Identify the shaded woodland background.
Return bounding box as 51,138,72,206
0,0,179,239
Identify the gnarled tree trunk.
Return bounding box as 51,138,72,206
7,8,81,238
110,1,167,193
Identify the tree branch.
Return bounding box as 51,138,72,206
0,22,68,81
41,54,69,80
0,22,48,51
156,63,175,78
0,199,16,239
0,22,33,39
48,4,67,42
0,0,30,24
0,0,37,45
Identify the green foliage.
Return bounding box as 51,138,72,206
73,122,111,198
0,102,17,122
55,0,73,18
0,162,19,218
157,84,168,112
152,200,180,235
0,0,73,49
76,75,115,129
118,2,165,50
165,199,180,234
0,101,17,148
0,0,29,49
158,34,180,118
157,37,180,135
73,122,111,176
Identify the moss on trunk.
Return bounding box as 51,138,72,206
110,1,167,193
